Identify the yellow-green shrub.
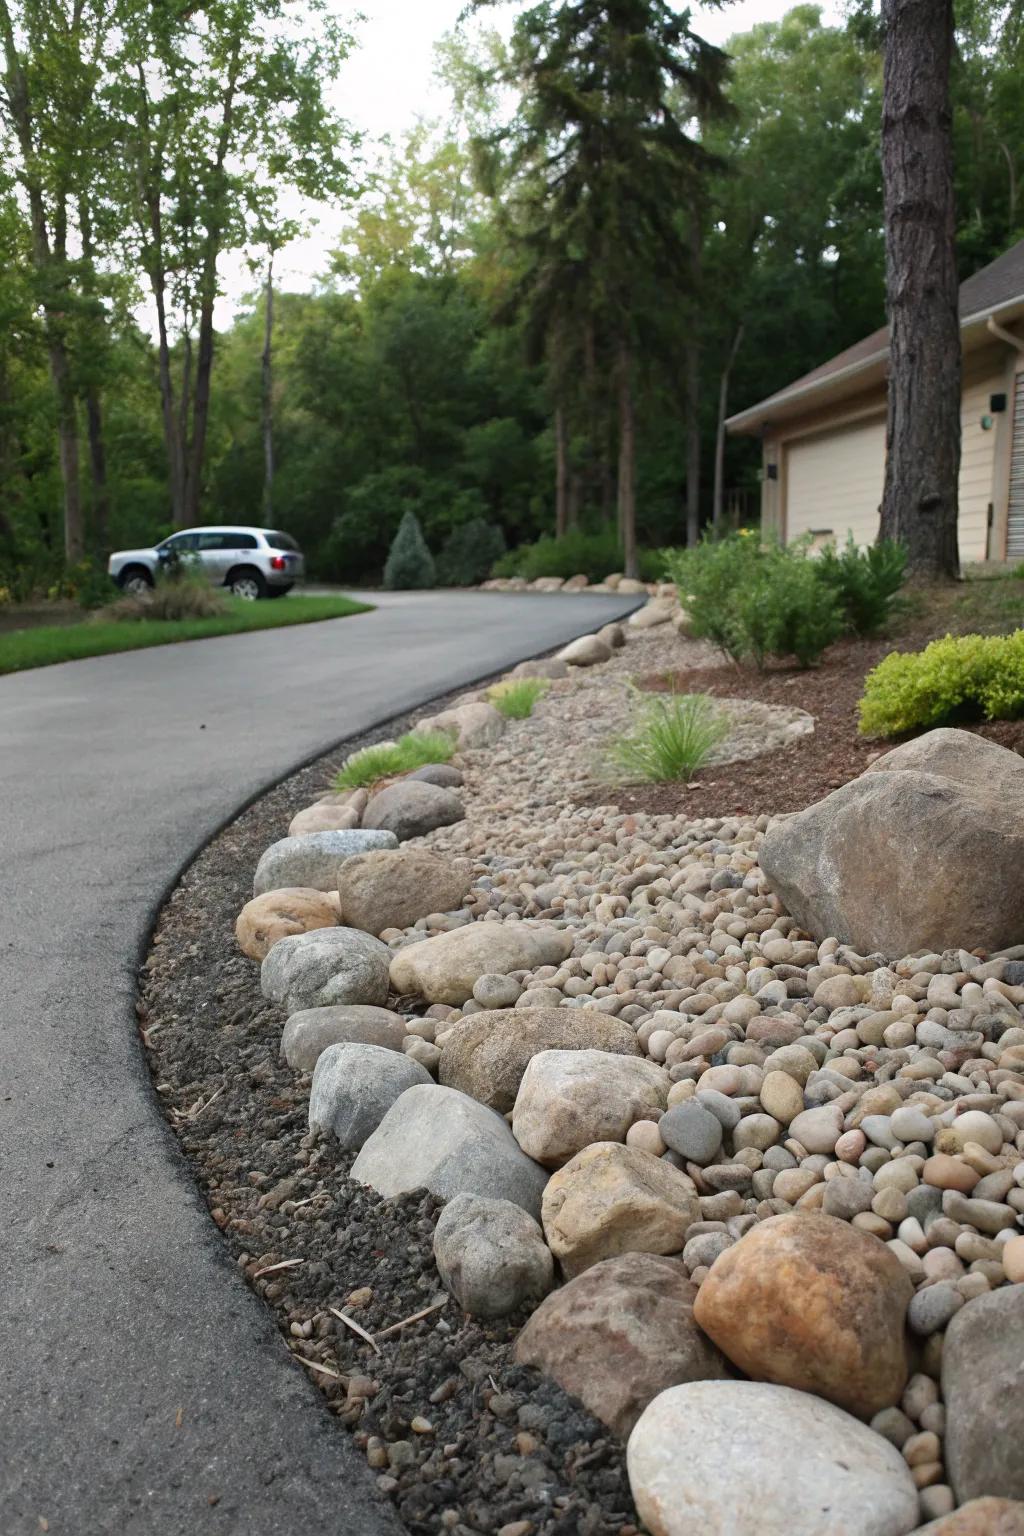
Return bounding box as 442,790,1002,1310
859,630,1024,736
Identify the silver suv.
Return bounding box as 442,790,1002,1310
108,525,305,600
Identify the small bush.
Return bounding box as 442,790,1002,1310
436,519,507,587
333,729,455,790
98,564,229,623
493,529,665,585
604,692,728,783
665,532,845,669
488,677,550,718
816,535,907,636
383,511,436,590
859,630,1024,736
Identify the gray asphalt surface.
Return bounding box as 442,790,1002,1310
0,590,637,1536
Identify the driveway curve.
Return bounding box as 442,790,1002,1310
0,590,639,1536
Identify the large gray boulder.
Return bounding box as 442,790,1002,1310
280,1004,408,1071
351,1083,549,1219
943,1285,1024,1504
390,922,573,1006
260,927,392,1014
308,1043,432,1150
336,847,473,935
515,1253,729,1438
438,1006,641,1113
361,780,465,841
432,1193,553,1319
253,829,397,896
627,1381,920,1536
760,729,1024,955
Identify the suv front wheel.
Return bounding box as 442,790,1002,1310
118,566,154,596
227,567,266,601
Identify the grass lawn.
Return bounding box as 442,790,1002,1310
0,594,373,676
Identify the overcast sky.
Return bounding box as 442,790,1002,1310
218,0,846,318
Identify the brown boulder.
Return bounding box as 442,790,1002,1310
913,1501,1024,1536
439,1007,641,1113
541,1141,700,1278
515,1253,728,1437
692,1210,913,1419
336,848,473,936
235,887,338,961
760,729,1024,955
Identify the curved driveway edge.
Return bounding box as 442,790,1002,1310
0,590,639,1535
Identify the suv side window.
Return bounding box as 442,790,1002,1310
164,532,199,552
195,532,259,550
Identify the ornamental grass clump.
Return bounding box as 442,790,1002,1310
604,692,728,784
488,677,551,718
334,730,455,790
98,562,229,623
859,630,1024,736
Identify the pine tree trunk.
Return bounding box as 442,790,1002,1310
878,0,961,580
554,401,569,537
617,335,637,578
79,198,110,553
713,325,744,533
262,255,274,527
685,341,701,547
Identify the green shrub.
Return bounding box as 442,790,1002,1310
859,630,1024,736
664,532,845,668
604,692,728,783
816,535,907,636
493,529,665,585
98,563,229,623
333,729,455,789
488,677,550,718
383,511,436,590
436,519,507,587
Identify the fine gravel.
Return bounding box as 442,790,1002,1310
140,696,639,1536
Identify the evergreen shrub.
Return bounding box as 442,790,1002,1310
383,511,436,590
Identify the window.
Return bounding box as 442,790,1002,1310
161,532,199,552
265,531,299,551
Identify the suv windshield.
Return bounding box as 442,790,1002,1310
265,531,299,551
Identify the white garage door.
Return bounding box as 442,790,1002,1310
784,416,887,547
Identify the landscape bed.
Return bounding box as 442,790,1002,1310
0,593,372,675
141,595,1024,1536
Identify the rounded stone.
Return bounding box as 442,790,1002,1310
472,973,523,1009
235,887,339,961
658,1102,723,1166
433,1193,553,1319
759,1071,804,1125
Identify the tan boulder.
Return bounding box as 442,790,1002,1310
558,634,612,667
912,1500,1024,1536
438,1007,641,1113
515,1253,728,1438
288,801,362,837
336,848,472,936
628,599,675,630
512,1049,669,1167
413,701,506,751
761,729,1024,955
389,922,573,1006
541,1141,699,1278
693,1211,913,1419
235,887,339,961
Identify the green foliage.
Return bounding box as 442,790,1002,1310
0,595,370,676
333,730,455,790
488,677,550,718
665,533,845,668
383,510,436,590
604,692,728,783
494,530,664,584
436,518,507,586
859,630,1024,736
816,536,907,635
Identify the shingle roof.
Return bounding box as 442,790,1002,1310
729,237,1024,427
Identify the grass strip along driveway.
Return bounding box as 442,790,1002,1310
0,593,373,675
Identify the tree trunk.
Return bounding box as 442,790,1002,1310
878,0,961,580
685,340,701,547
79,197,110,553
262,254,274,527
554,400,569,537
713,324,744,534
617,334,637,578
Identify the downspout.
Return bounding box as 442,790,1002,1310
986,314,1024,354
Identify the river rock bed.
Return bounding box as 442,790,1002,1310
143,614,1024,1536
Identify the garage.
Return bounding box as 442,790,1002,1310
783,415,887,546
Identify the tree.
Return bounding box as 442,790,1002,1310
878,0,960,579
471,0,728,573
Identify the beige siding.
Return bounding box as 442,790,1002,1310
959,352,1002,560
784,416,886,546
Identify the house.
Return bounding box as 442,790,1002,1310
726,238,1024,562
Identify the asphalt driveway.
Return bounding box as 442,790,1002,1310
0,590,637,1536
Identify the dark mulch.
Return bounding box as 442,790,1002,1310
606,623,1024,820
140,706,638,1536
